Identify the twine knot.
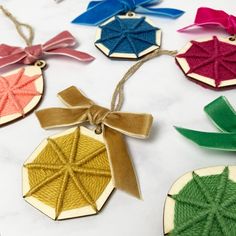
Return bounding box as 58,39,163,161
87,105,110,126
119,0,136,13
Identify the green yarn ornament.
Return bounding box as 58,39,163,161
164,167,236,236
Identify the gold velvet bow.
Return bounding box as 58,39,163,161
36,86,153,198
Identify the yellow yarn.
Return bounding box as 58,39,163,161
25,128,111,217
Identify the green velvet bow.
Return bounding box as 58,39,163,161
175,96,236,151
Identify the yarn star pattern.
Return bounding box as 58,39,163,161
168,167,236,236
177,36,236,87
0,68,41,116
96,16,159,57
24,128,112,219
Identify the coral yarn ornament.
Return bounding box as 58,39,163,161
0,64,44,125
164,166,236,236
0,6,94,126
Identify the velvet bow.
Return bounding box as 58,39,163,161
0,31,94,68
178,7,236,35
72,0,184,26
36,86,153,198
176,96,236,151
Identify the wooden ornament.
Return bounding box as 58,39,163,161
164,166,236,235
23,126,114,220
0,62,44,126
176,36,236,89
95,15,161,59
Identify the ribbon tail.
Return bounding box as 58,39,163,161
104,127,141,198
136,6,184,18
175,127,236,151
204,96,236,133
71,1,123,26
178,22,224,32
45,48,95,62
104,112,153,138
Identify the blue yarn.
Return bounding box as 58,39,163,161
96,16,159,57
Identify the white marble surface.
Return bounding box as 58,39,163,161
1,0,236,235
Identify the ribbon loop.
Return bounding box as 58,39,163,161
176,96,236,152
36,86,153,198
0,31,94,68
178,7,236,35
72,0,184,26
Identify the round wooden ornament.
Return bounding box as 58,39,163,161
95,14,161,59
0,61,44,125
23,126,113,220
164,166,236,236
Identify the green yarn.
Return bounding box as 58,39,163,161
169,167,236,236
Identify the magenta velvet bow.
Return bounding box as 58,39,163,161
0,31,94,68
178,7,236,35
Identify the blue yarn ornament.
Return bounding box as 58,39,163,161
95,15,161,59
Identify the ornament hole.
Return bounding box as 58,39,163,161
95,125,103,135
229,36,236,41
35,60,47,69
127,12,135,17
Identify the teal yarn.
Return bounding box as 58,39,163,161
169,167,236,236
96,16,159,57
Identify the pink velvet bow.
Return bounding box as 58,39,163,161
0,31,94,68
178,7,236,35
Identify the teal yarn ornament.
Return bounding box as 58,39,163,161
95,14,161,59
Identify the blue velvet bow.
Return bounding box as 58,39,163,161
72,0,185,26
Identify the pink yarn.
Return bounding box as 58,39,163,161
177,36,236,88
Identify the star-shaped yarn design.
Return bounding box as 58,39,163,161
24,128,111,219
96,16,160,57
177,36,236,87
0,68,41,116
169,167,236,236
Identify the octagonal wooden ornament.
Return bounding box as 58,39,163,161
176,36,236,89
23,126,114,220
95,15,162,59
164,166,236,236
